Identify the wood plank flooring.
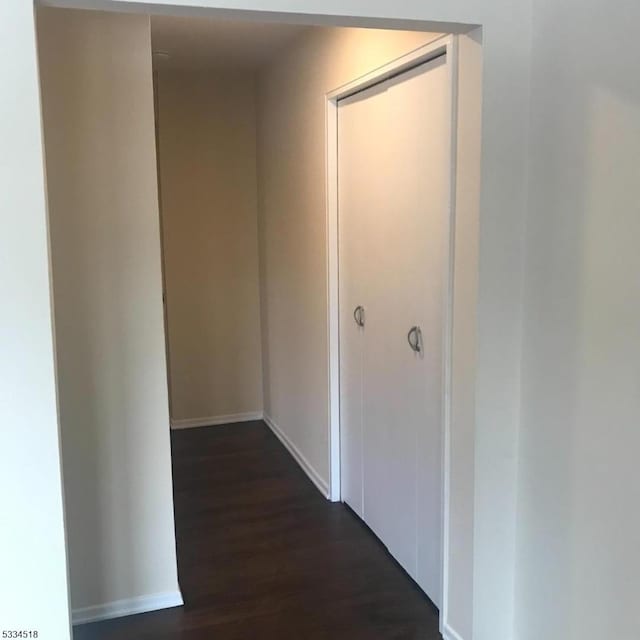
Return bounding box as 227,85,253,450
73,421,441,639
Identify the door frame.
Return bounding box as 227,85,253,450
324,33,458,617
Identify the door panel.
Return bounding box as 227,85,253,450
338,82,388,516
384,57,449,605
358,78,416,576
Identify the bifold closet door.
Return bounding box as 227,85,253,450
338,54,450,607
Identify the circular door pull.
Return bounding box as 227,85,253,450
407,325,423,353
353,305,365,327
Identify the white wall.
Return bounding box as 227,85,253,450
37,7,180,617
0,3,71,638
516,1,640,639
6,1,534,638
156,69,263,424
447,29,482,640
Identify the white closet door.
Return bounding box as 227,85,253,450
338,54,450,608
338,82,388,516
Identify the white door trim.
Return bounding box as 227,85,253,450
324,33,458,629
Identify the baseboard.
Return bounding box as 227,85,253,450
171,411,263,430
263,414,330,498
442,622,465,640
72,590,183,625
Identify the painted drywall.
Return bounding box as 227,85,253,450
37,7,180,616
156,69,263,424
445,29,482,640
9,1,534,638
516,1,640,639
0,3,71,638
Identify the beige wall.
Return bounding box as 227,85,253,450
38,7,180,615
156,69,263,424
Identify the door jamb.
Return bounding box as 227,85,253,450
324,33,458,624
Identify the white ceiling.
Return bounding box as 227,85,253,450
150,15,312,71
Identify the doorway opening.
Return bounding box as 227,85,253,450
36,7,481,640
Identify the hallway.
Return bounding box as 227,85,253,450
74,421,441,639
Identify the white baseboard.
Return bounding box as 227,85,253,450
263,414,329,498
442,622,465,640
72,590,183,625
171,411,263,430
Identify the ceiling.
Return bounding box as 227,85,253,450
150,15,312,71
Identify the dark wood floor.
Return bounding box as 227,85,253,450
74,421,441,639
